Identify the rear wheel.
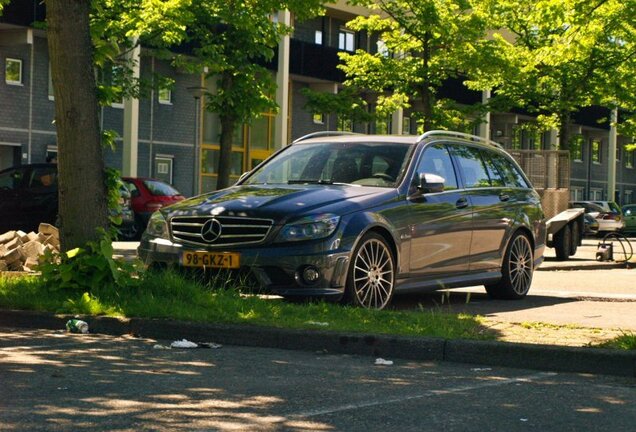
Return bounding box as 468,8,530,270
345,232,395,310
485,232,534,299
553,224,571,261
569,221,579,256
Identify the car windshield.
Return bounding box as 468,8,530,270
571,202,604,213
143,180,181,196
243,141,414,187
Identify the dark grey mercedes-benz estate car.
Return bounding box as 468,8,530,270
139,131,546,309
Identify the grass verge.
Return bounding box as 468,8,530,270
0,271,491,341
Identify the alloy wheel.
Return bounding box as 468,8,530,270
508,234,533,295
351,237,394,309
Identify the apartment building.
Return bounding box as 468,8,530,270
1,0,634,202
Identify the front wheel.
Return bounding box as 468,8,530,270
345,232,395,310
485,232,534,299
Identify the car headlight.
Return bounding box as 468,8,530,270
276,214,340,243
146,212,169,239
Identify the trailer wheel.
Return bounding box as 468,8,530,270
554,224,571,261
569,221,579,256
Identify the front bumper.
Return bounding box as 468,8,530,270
138,236,351,298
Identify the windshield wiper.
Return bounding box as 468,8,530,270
288,179,334,185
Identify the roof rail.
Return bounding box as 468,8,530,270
292,131,361,144
417,130,503,149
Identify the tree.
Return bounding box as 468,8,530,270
322,0,494,132
472,0,636,149
46,0,110,250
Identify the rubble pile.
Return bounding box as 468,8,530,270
0,224,60,273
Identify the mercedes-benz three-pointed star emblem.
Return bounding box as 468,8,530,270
201,218,222,243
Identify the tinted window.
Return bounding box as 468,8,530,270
479,150,506,187
124,180,140,198
489,152,529,188
450,146,491,188
416,144,458,190
28,167,57,191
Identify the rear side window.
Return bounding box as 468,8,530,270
143,180,180,196
450,146,491,188
489,152,530,188
479,150,506,187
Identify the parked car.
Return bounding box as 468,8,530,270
583,213,600,236
569,200,624,234
0,163,134,238
139,131,546,309
122,177,185,240
622,204,636,234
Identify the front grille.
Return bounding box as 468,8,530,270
170,215,273,247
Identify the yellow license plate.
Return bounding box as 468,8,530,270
182,251,240,269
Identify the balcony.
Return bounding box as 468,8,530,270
290,39,345,83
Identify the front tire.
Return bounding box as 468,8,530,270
345,232,395,310
485,232,534,299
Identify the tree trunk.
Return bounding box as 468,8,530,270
46,0,109,251
216,72,236,190
558,111,572,152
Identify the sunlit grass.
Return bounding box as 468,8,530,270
0,271,490,340
594,332,636,350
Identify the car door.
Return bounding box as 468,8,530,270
407,143,472,277
0,167,27,232
449,145,510,272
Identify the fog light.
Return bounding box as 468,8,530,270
301,266,320,284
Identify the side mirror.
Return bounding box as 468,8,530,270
417,173,445,194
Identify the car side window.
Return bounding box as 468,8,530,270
28,167,57,191
125,181,140,198
416,144,458,191
0,168,24,190
450,145,491,188
479,150,506,187
490,152,529,188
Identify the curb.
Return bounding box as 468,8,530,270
537,261,630,271
1,309,634,378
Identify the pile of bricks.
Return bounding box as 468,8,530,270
0,224,60,273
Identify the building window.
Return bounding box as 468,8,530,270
402,117,411,135
590,188,603,200
570,187,584,201
315,30,323,45
338,29,355,52
591,139,602,164
625,190,633,204
158,87,172,104
377,39,389,57
5,58,22,85
570,135,583,161
154,155,174,184
625,150,634,168
313,113,325,124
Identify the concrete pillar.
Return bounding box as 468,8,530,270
478,89,491,140
391,109,403,135
274,10,291,149
608,108,618,202
122,41,141,177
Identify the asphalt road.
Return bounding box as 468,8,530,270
1,328,635,431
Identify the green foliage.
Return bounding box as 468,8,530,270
472,0,636,147
300,86,373,124
37,230,139,295
594,331,636,350
315,0,494,131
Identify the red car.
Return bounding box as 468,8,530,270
122,177,185,239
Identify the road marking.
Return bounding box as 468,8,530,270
290,372,556,419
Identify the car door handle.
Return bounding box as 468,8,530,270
456,197,469,209
499,193,510,202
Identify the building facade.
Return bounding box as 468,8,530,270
1,1,635,203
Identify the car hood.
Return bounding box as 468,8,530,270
162,184,396,223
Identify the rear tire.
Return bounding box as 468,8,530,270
345,232,395,310
554,224,571,261
569,222,579,256
485,232,534,299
